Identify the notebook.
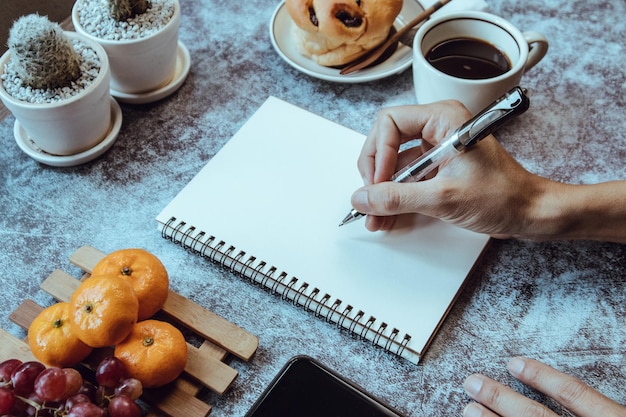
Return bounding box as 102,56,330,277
156,96,490,364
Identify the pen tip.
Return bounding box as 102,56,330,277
339,211,359,227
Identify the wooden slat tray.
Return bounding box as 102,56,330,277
1,246,259,417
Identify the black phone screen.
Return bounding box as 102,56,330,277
245,356,406,417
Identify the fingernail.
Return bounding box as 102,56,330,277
507,357,526,376
463,374,484,397
463,403,484,417
352,189,371,211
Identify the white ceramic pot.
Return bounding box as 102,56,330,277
0,32,112,156
72,0,181,95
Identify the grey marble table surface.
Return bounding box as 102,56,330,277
1,0,624,416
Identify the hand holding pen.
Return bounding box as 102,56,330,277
341,87,532,233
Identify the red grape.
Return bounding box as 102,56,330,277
114,378,143,401
96,357,126,387
0,387,15,414
0,357,143,417
67,401,105,417
34,367,67,402
65,393,91,410
62,368,83,399
77,380,97,403
0,359,22,384
108,395,142,417
11,361,45,396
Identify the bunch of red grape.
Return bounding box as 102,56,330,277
0,357,143,417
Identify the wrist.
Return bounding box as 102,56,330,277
521,177,567,239
528,180,626,242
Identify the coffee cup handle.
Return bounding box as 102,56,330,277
523,31,549,72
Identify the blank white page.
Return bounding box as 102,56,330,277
157,96,490,363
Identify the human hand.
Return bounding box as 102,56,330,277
463,357,626,417
351,100,552,235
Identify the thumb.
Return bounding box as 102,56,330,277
351,182,434,216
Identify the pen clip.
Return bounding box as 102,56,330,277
455,86,530,149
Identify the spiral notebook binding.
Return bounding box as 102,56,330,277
304,288,319,312
338,305,352,329
232,250,246,272
384,328,399,352
373,322,386,346
315,294,331,318
293,282,308,307
161,216,416,361
349,310,364,335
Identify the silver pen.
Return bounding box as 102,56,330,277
339,86,530,226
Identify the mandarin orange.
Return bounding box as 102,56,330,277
113,319,187,388
70,274,139,348
28,302,93,367
91,248,169,321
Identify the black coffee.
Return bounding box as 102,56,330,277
426,37,511,79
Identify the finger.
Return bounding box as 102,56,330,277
418,100,470,145
364,213,397,232
463,402,501,417
350,188,398,231
357,107,408,185
508,357,626,417
463,373,557,417
350,183,404,217
351,179,449,221
359,103,467,185
368,108,411,184
357,129,380,185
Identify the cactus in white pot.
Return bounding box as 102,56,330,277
8,14,82,90
0,14,119,161
72,0,186,100
107,0,150,21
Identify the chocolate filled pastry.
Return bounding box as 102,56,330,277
286,0,403,67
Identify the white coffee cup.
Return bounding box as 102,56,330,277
412,11,548,115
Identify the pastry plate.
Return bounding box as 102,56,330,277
270,0,424,83
14,98,122,167
110,41,191,104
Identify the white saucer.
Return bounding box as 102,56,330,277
110,41,191,104
14,98,123,167
269,0,424,83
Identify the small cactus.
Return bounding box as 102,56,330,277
106,0,151,21
7,14,81,90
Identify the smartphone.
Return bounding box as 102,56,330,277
245,355,407,417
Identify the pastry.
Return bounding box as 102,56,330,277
286,0,403,66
